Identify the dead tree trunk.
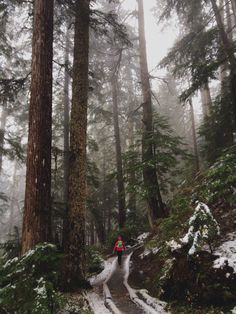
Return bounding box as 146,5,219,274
111,75,126,229
61,0,90,291
137,0,165,223
21,0,54,255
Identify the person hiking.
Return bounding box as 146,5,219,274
113,235,126,266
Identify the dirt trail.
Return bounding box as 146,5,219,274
107,255,145,314
88,248,168,314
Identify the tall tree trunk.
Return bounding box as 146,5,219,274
61,0,90,291
231,0,236,21
21,0,54,255
90,221,95,245
219,0,228,83
126,61,137,215
137,0,165,222
219,0,233,83
0,108,7,173
210,0,236,131
102,152,107,241
189,99,200,173
226,0,233,42
200,82,212,117
111,76,126,229
62,27,70,250
8,161,18,236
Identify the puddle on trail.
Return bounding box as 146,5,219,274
107,258,145,314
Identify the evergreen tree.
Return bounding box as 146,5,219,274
137,0,165,223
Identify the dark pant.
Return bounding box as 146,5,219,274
117,251,123,266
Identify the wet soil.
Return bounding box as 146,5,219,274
107,256,145,314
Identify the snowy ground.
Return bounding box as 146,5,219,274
89,256,117,286
213,232,236,272
87,237,169,314
86,291,112,314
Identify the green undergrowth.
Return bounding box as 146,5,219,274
152,145,236,248
0,243,65,314
62,294,93,314
170,303,229,314
86,245,104,275
136,146,236,311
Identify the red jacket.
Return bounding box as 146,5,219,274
113,240,126,252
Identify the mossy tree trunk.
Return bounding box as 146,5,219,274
61,0,90,291
21,0,54,255
137,0,165,222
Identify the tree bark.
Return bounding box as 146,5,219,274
219,0,228,83
189,99,200,174
111,75,126,229
137,0,165,222
0,108,7,173
226,0,233,42
21,0,54,255
8,161,19,236
126,61,137,215
61,0,90,291
230,0,236,21
62,27,70,250
200,82,212,117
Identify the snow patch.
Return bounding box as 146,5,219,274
123,253,169,313
86,291,112,314
138,289,169,313
3,257,18,269
89,257,116,286
139,246,160,259
139,249,151,259
166,240,181,252
137,232,150,243
213,232,236,273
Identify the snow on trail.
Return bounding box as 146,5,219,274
86,291,112,314
89,256,117,286
123,253,169,314
87,239,169,314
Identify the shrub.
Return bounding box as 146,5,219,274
86,246,104,274
0,243,64,313
194,146,236,207
181,202,220,254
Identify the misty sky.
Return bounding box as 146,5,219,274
124,0,179,74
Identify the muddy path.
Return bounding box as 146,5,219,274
88,247,168,314
106,255,145,313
